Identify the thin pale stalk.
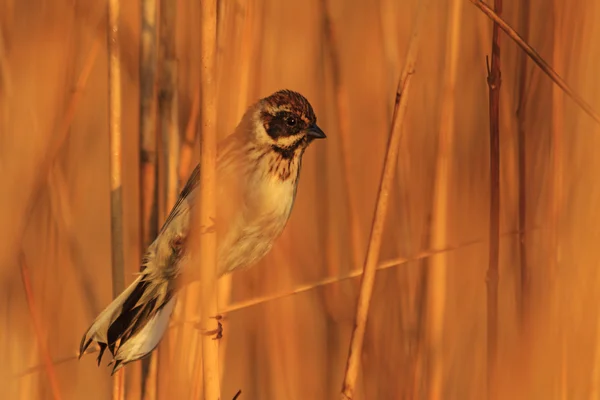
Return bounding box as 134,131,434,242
138,0,159,398
339,1,429,398
108,0,126,397
217,229,539,317
468,0,600,125
191,0,220,397
427,0,463,398
485,0,502,398
19,254,62,400
17,227,544,381
515,0,530,336
321,0,363,272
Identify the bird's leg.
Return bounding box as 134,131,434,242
196,314,224,340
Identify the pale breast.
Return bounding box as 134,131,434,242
216,165,297,276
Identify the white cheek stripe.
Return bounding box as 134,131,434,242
274,133,304,147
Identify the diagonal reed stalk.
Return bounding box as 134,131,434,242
107,0,126,397
191,0,220,397
468,0,600,125
427,0,463,397
485,0,502,398
339,0,429,397
19,254,63,400
17,226,545,380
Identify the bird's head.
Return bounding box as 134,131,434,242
250,89,326,158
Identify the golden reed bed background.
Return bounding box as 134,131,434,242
2,0,600,399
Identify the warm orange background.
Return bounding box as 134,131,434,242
2,0,599,399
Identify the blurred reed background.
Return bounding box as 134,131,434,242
2,0,600,399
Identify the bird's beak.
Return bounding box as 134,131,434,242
307,123,327,139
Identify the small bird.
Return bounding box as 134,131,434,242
79,89,326,374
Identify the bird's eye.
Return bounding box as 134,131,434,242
286,117,297,127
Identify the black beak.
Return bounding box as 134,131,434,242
307,123,327,139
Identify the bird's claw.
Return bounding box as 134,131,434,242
196,314,224,340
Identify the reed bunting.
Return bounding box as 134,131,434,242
79,89,326,374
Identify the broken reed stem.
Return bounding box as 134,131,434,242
485,0,502,398
192,0,220,398
515,0,530,336
339,0,428,398
321,0,363,272
17,227,546,381
139,0,159,398
468,0,600,125
19,254,63,400
427,0,463,397
107,0,126,397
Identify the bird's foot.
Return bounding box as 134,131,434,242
197,314,224,340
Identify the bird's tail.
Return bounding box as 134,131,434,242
79,272,177,375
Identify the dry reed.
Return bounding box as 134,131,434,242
192,0,220,397
16,225,546,384
6,1,600,399
427,0,463,397
158,0,180,213
515,0,531,335
485,0,502,398
339,0,429,397
107,0,125,397
138,0,159,398
468,0,600,125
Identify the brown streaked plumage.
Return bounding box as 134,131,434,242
79,89,326,374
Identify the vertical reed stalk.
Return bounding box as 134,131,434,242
107,0,125,397
156,0,181,395
138,0,159,398
191,0,220,397
427,0,462,398
339,1,428,397
468,0,600,124
216,0,257,382
515,0,531,336
485,0,502,398
159,0,180,214
321,0,363,272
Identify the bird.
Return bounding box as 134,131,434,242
78,89,326,374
